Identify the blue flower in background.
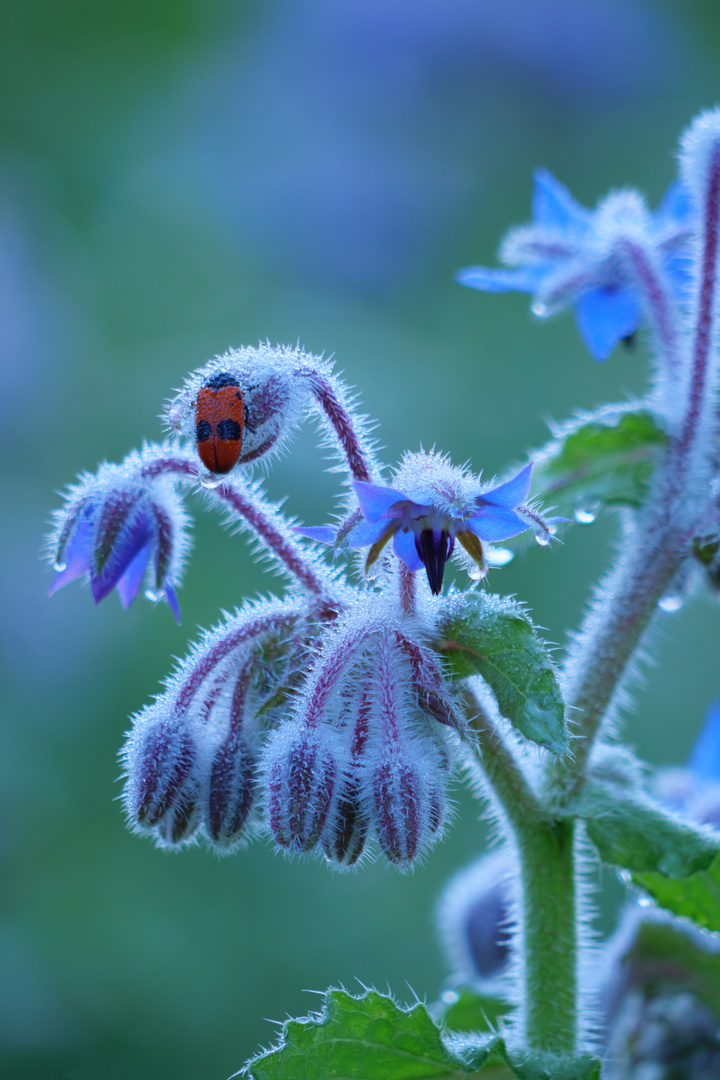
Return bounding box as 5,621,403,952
457,169,693,361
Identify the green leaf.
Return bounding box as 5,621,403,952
437,986,514,1034
434,594,567,755
242,988,601,1080
531,406,667,519
633,851,720,934
579,781,720,878
617,914,720,1015
243,988,480,1079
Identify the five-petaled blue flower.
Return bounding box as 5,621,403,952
457,169,693,361
48,463,189,622
303,452,550,595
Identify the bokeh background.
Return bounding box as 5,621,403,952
3,1,720,1077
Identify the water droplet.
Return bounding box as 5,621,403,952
618,870,632,884
638,895,653,908
658,595,684,613
574,502,601,525
198,473,224,490
53,559,67,572
144,588,163,603
486,547,514,567
441,990,459,1005
534,532,551,547
531,300,549,318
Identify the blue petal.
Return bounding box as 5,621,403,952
456,264,550,294
574,286,642,361
655,180,693,227
353,480,407,523
116,542,152,609
48,516,95,595
532,169,592,234
688,704,720,784
664,251,694,301
346,520,391,548
91,517,153,603
296,525,338,544
467,508,529,543
479,463,533,510
164,584,182,625
393,528,424,572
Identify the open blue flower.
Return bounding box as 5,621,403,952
457,169,693,361
303,453,549,595
48,463,189,622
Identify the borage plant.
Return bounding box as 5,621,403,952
48,111,720,1080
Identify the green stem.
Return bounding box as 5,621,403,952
516,818,577,1052
464,688,578,1053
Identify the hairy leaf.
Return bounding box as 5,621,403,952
242,987,600,1080
435,594,567,755
579,781,720,878
437,986,514,1034
633,852,720,934
531,406,667,519
615,913,720,1015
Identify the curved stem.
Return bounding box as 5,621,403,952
304,372,374,482
142,455,334,600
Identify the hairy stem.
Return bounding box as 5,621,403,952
464,687,578,1052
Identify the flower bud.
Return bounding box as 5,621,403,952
122,706,200,848
371,752,447,868
204,729,256,850
265,725,341,853
321,773,369,868
48,451,190,622
437,852,514,985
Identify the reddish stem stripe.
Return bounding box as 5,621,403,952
215,486,328,596
619,238,679,374
175,611,300,714
140,457,198,480
307,375,372,482
682,143,720,452
304,626,373,727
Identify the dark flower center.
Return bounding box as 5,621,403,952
415,528,455,595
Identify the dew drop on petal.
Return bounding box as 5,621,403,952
198,473,224,490
486,547,514,566
574,502,601,525
53,559,67,572
144,588,164,603
531,300,549,318
658,595,684,612
535,532,551,547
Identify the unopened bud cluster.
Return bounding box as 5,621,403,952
121,597,462,869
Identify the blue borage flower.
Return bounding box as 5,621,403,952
457,169,693,361
303,450,552,595
47,453,190,622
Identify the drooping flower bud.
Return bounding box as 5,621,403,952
437,851,514,986
366,635,450,869
47,448,191,622
166,342,377,482
122,704,201,849
265,724,341,853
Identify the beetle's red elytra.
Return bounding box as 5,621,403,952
195,372,245,474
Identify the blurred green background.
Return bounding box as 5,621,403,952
3,1,720,1076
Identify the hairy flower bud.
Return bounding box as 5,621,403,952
204,729,256,850
265,725,341,853
47,449,191,621
437,852,514,986
122,706,200,848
